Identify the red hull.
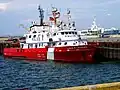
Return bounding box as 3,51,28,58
4,48,48,61
3,44,98,63
54,45,96,63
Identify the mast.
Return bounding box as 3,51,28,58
38,5,44,25
91,16,97,30
67,8,71,22
51,6,60,25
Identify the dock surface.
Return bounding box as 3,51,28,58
54,82,120,90
87,37,120,42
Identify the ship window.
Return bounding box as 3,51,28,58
30,44,33,48
81,31,87,34
39,43,41,47
21,44,23,48
64,42,67,45
47,33,49,37
69,32,71,34
33,35,36,38
65,32,68,34
53,42,56,46
53,33,56,36
33,31,37,33
29,35,31,38
35,44,37,48
72,32,74,34
75,32,77,34
61,32,64,35
28,44,30,48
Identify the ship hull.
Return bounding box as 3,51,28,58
3,44,97,63
4,48,48,61
53,45,96,63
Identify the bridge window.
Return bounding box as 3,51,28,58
65,32,68,34
61,32,64,35
81,31,87,34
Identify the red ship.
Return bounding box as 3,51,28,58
3,5,98,63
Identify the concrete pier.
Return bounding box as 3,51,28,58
54,82,120,90
87,37,120,62
0,38,20,55
0,42,11,55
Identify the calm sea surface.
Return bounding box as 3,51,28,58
0,56,120,90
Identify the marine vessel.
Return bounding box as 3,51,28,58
3,6,98,63
78,16,104,39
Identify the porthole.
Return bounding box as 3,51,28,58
33,35,36,38
29,35,31,38
64,42,67,45
59,42,61,45
75,32,77,34
53,33,56,36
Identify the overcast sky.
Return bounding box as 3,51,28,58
0,0,120,36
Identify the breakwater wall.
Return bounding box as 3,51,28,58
88,37,120,62
1,37,120,62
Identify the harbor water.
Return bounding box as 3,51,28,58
0,56,120,90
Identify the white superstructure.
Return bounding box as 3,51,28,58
20,6,88,49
